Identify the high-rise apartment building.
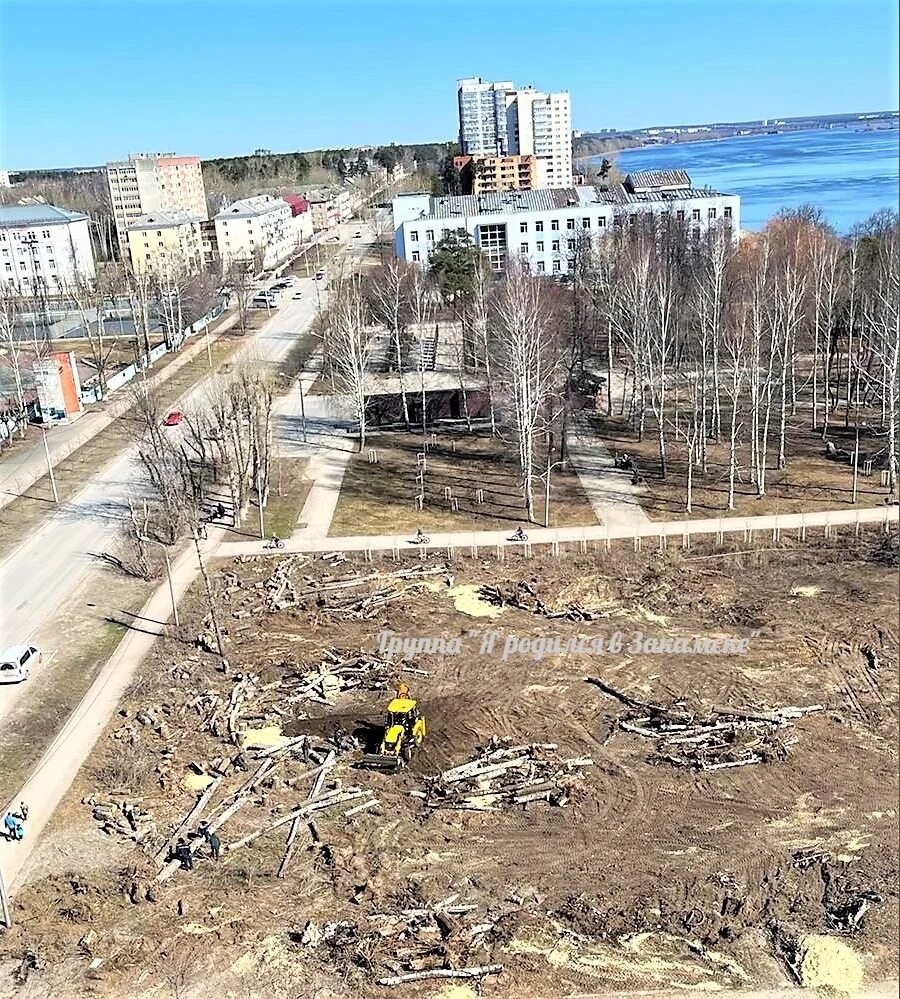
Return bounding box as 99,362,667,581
106,153,208,262
456,78,573,188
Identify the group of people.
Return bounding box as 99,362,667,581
172,822,221,870
3,802,28,841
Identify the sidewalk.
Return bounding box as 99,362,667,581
0,314,236,511
567,412,651,529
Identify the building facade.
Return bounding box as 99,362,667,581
307,189,352,231
126,209,204,275
214,195,294,272
106,153,208,262
393,171,740,276
457,78,572,188
0,204,95,293
453,154,538,194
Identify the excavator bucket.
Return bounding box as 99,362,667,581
359,752,403,771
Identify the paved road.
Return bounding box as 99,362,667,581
0,273,321,727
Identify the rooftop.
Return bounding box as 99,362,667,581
128,209,201,230
624,169,692,193
215,195,289,219
406,180,732,221
0,204,89,227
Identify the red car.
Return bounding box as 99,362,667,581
163,410,184,427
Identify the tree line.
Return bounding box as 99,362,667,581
315,207,899,521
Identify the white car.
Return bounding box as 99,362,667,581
292,291,303,300
0,645,41,684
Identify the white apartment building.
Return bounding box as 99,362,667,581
214,195,294,272
106,153,208,261
393,171,740,276
0,204,95,293
457,77,573,187
126,209,204,275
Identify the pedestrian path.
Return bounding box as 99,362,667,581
566,412,650,528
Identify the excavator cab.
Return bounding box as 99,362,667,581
361,683,427,771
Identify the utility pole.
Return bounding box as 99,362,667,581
256,466,266,539
138,536,180,627
0,867,10,928
41,426,59,503
299,377,308,443
852,427,860,504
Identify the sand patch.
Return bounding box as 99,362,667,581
798,934,863,993
240,725,287,751
183,773,215,791
791,585,821,597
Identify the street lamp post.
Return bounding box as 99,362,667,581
138,535,179,627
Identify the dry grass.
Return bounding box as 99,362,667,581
222,457,312,542
329,429,597,535
594,412,891,520
0,567,150,802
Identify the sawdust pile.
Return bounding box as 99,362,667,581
798,934,864,993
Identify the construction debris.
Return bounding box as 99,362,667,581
480,581,596,621
585,676,824,770
376,965,503,987
416,740,592,811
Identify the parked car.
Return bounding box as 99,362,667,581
163,410,184,427
315,270,325,281
282,275,298,286
292,291,304,300
0,645,41,684
252,295,277,309
354,230,362,238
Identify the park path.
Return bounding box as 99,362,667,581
567,410,651,528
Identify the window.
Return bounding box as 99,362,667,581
144,241,149,248
676,210,686,222
536,261,545,273
551,219,559,231
1,249,6,256
411,250,420,262
19,261,25,270
566,218,575,230
41,230,51,239
48,259,55,268
410,230,419,242
159,241,164,248
0,233,5,241
536,240,545,252
3,264,9,272
597,217,606,228
156,230,162,236
552,239,560,252
567,239,576,251
535,221,544,232
692,209,701,221
519,222,528,233
426,229,434,241
442,228,449,238
146,253,151,260
520,242,528,254
553,260,561,272
708,207,717,220
724,206,732,220
582,218,591,229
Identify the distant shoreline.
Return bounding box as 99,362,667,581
574,119,899,166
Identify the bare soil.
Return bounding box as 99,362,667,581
2,532,897,998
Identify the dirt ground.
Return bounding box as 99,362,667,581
331,429,597,535
2,533,898,999
594,413,893,520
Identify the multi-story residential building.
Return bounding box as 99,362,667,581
393,170,740,276
126,209,204,275
0,204,95,293
106,153,208,262
457,78,573,188
307,189,352,231
214,195,294,272
0,170,12,188
453,154,538,194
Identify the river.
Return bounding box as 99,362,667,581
586,126,899,234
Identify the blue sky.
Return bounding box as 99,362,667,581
0,0,897,168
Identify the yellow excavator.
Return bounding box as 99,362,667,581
361,682,427,771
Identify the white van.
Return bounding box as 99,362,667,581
0,645,41,684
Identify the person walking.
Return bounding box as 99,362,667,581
198,822,221,861
4,812,23,841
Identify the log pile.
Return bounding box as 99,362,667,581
586,676,823,771
298,893,504,988
86,797,156,843
415,740,593,811
479,581,596,621
286,650,428,706
227,562,449,621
